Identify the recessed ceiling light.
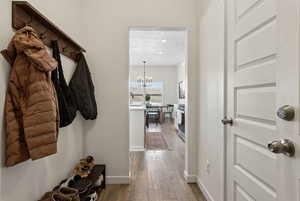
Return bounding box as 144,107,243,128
161,39,167,43
158,51,164,55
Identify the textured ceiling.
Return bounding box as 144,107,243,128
129,29,186,66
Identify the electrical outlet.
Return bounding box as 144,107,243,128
206,160,211,174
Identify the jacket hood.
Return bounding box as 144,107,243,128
12,26,57,72
14,26,42,49
16,26,37,35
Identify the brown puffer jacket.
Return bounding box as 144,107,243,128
3,26,59,167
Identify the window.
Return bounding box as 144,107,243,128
129,82,164,104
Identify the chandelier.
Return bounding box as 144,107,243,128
137,61,152,88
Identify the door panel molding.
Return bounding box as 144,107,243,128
226,0,281,200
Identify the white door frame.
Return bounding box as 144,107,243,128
128,27,193,182
222,0,228,200
196,1,227,199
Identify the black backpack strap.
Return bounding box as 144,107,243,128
51,40,60,86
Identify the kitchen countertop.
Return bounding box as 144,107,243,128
129,105,146,111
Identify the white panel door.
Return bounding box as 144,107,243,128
226,0,300,201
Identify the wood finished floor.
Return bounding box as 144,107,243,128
98,121,206,201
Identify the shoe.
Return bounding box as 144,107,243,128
54,175,82,191
69,176,92,195
52,193,72,201
72,156,95,178
58,187,80,201
94,175,104,187
82,192,97,201
80,188,98,201
54,175,92,197
39,192,71,201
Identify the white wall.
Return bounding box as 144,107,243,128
130,65,178,104
81,0,199,184
197,0,225,201
0,1,85,201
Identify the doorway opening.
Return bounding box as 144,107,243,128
128,27,188,180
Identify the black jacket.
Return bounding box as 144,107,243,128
69,53,98,120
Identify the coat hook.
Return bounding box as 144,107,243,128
62,46,68,52
71,51,79,58
39,28,48,40
70,52,75,59
25,15,33,27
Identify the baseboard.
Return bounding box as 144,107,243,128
197,177,215,201
106,176,130,184
130,146,145,152
184,170,197,183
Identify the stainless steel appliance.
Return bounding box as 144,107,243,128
177,104,185,141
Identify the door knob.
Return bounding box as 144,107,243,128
277,105,295,121
222,117,233,126
267,139,295,157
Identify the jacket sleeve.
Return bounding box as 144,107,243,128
5,83,30,166
1,41,17,66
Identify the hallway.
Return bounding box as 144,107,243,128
98,122,206,201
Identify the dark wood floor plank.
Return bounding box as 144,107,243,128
98,121,207,201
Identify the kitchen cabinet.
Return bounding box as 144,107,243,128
129,106,145,151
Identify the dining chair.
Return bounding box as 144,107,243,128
146,106,161,126
163,104,174,120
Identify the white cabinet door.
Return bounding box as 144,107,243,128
226,0,300,200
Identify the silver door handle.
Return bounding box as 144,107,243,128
222,117,233,126
277,105,295,121
267,139,295,157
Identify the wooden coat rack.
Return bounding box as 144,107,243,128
2,1,86,62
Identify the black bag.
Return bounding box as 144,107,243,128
51,40,77,127
69,53,97,120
